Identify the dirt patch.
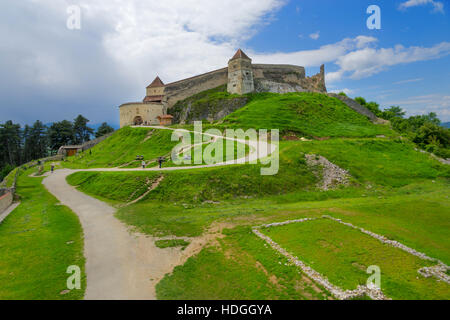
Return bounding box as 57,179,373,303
313,136,330,141
123,175,165,206
142,130,155,142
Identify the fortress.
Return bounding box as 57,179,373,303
119,49,327,127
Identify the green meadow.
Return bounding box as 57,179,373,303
0,169,85,300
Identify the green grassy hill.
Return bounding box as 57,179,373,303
219,92,393,138
64,127,178,168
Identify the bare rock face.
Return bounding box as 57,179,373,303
305,154,350,190
169,96,248,124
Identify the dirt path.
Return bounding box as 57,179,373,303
41,126,276,300
43,169,185,300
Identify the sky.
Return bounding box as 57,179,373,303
0,0,449,127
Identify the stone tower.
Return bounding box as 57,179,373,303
227,49,254,95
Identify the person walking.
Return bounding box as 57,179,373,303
158,157,164,169
51,163,55,173
142,160,146,169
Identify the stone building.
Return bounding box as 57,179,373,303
119,49,326,127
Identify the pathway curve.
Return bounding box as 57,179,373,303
42,126,276,300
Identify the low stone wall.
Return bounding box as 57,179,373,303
0,190,13,213
81,132,115,151
328,93,377,121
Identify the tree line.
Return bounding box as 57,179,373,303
346,94,450,159
0,115,114,180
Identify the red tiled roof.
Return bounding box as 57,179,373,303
146,76,165,88
143,95,164,103
230,49,251,61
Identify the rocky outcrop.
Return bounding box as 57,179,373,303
168,92,248,124
305,154,350,190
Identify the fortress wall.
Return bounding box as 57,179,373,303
253,64,306,84
299,64,327,93
164,68,228,108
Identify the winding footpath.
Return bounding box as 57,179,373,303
42,126,276,300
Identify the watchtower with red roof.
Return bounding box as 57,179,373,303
144,76,165,103
227,49,254,95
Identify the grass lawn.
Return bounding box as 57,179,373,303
0,169,86,300
164,136,251,167
154,186,449,300
261,218,449,300
63,127,179,168
156,226,331,300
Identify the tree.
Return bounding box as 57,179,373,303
413,122,449,149
73,115,94,144
22,124,32,162
27,120,48,161
95,122,115,138
381,106,405,120
48,120,75,153
0,120,22,166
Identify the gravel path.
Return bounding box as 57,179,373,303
42,126,276,300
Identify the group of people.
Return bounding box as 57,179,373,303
47,157,165,173
141,157,165,169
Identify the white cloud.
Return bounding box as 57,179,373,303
253,36,378,67
309,31,320,40
399,0,445,14
329,88,355,95
394,78,424,85
332,42,450,81
386,94,450,121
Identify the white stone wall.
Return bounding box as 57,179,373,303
119,103,165,127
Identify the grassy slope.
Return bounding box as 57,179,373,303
292,138,449,187
0,169,85,300
67,139,449,236
220,92,393,137
63,127,178,168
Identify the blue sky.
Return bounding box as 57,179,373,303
0,0,449,126
247,0,450,120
